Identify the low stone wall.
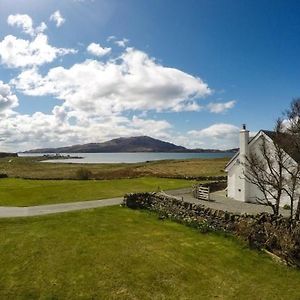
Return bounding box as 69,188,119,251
123,192,300,268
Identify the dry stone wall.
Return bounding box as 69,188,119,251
123,192,300,268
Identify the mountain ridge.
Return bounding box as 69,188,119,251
23,136,237,153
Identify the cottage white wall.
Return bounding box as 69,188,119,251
236,160,246,202
250,136,299,207
246,136,265,203
227,132,300,208
227,163,236,199
227,159,249,202
226,137,259,202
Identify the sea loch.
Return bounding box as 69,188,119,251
19,152,234,164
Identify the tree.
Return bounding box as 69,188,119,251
284,98,300,220
281,160,300,219
244,121,286,216
244,99,300,219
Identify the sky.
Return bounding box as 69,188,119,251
0,0,300,152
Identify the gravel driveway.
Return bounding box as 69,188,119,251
169,189,290,217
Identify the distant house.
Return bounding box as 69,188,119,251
225,125,299,207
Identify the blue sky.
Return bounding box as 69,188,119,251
0,0,299,151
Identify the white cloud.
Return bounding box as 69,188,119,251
130,115,171,137
207,100,236,113
0,112,173,151
87,43,111,57
107,35,116,42
7,14,47,37
1,12,236,151
50,10,65,27
36,22,47,34
8,14,34,36
13,47,211,114
115,38,129,47
3,14,75,69
0,81,18,113
0,34,76,68
190,123,239,138
187,123,239,149
5,43,214,151
172,101,202,112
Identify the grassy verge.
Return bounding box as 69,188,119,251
0,156,229,179
0,206,299,299
0,177,194,206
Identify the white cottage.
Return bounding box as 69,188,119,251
225,124,298,207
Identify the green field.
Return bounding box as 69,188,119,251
0,156,224,206
0,156,229,179
0,206,299,299
0,177,194,206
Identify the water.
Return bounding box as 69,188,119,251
18,152,234,164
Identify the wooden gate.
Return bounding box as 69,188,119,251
196,185,210,201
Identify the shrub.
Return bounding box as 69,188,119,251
76,168,92,180
0,173,8,178
283,204,291,210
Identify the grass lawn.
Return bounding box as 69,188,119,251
0,156,229,179
0,206,299,299
0,177,194,206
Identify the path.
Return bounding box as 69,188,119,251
0,188,289,218
0,197,123,218
0,188,190,218
177,189,289,217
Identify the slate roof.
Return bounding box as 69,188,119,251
262,130,300,163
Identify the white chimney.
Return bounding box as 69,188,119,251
239,124,249,202
239,124,249,162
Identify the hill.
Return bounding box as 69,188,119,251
25,136,186,153
24,136,237,153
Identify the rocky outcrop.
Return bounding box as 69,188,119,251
123,192,300,268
